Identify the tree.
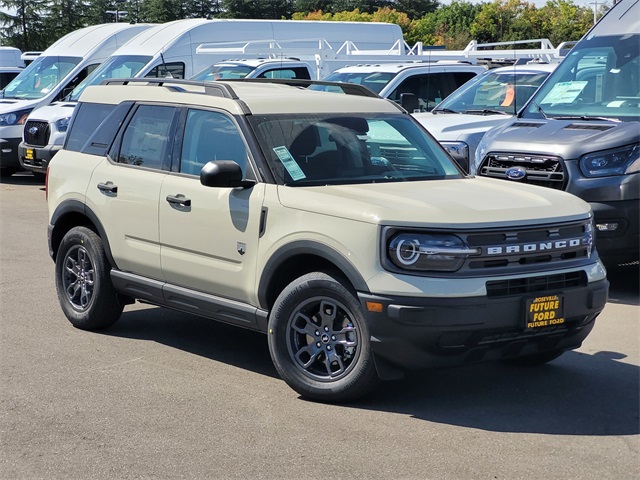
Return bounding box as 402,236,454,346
0,0,49,51
470,0,537,44
534,0,593,45
409,1,481,48
46,1,92,37
390,0,438,19
221,0,294,18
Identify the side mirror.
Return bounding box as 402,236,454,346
200,160,255,189
400,93,419,113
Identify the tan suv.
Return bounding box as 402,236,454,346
47,78,609,403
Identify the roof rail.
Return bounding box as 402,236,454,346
100,77,379,99
101,77,240,99
222,78,380,98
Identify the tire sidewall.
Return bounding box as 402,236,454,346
268,272,377,402
55,226,121,330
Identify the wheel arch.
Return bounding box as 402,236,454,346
49,200,116,268
257,240,369,310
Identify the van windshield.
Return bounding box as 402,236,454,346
248,113,461,186
435,68,552,114
2,56,81,100
523,34,639,122
69,55,153,101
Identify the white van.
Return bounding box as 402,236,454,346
473,0,639,266
18,18,405,175
0,23,152,177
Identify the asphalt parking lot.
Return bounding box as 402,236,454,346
1,173,638,480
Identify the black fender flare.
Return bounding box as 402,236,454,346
49,199,117,268
257,240,369,308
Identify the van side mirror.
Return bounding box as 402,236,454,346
200,160,255,189
400,93,419,113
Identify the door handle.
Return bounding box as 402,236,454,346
97,181,117,195
166,194,191,207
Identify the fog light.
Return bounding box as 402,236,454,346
596,223,619,232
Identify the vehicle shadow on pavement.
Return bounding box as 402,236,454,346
0,172,44,186
103,305,279,379
606,264,639,306
358,350,639,436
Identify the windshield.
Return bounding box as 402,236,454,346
523,34,639,122
320,71,397,94
248,113,461,186
69,55,153,101
435,69,551,114
191,64,253,81
2,56,81,100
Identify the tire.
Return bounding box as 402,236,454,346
502,349,564,366
55,226,123,330
268,271,379,403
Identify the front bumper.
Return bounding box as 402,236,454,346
591,200,639,266
359,277,608,370
18,142,61,174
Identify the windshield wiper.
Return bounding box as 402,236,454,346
432,107,460,114
531,101,548,119
552,115,621,123
463,109,509,115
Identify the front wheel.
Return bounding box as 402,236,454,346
55,226,123,330
268,271,379,403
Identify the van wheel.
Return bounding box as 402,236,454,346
502,349,564,366
55,226,123,330
268,271,379,403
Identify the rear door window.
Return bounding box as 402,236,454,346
117,105,178,170
65,102,117,152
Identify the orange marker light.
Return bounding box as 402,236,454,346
366,301,384,312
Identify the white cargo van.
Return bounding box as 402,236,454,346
0,23,152,177
19,18,405,175
474,0,639,266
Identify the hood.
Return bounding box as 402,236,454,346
485,118,640,159
0,98,38,113
414,112,514,141
26,102,77,122
277,177,591,228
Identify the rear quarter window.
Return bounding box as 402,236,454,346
65,102,117,152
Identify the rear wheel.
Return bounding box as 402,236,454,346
268,271,379,403
55,226,123,330
502,349,564,366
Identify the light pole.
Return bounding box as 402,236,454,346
588,0,603,25
106,0,128,23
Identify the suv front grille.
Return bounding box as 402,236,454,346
24,121,50,147
478,152,565,189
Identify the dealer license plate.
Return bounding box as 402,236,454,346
25,149,34,160
526,294,565,329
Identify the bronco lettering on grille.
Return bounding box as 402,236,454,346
486,238,585,255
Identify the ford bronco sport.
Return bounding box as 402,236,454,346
47,78,609,403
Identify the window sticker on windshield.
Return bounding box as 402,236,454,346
273,146,306,181
540,81,588,104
